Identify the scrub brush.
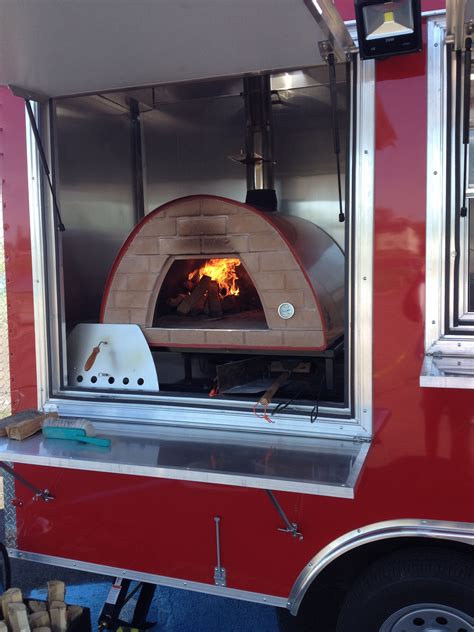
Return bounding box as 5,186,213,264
41,417,111,447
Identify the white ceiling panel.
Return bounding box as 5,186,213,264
0,0,352,98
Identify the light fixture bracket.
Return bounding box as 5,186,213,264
318,40,334,63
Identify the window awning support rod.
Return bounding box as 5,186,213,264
460,34,472,218
0,461,55,502
25,99,65,231
265,490,303,540
320,41,345,223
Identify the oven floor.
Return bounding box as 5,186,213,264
154,309,268,329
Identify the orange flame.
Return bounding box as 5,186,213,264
189,258,241,296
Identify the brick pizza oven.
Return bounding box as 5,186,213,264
100,195,344,351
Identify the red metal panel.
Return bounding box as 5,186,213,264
4,25,474,600
0,87,37,412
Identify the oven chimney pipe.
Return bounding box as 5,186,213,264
243,75,277,212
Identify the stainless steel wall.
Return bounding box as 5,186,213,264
54,66,348,329
143,71,347,249
55,97,136,328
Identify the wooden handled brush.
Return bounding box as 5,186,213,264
258,371,291,407
84,341,106,371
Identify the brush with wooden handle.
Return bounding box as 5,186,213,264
253,371,291,423
258,371,291,407
84,341,106,372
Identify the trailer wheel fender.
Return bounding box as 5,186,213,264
287,519,474,615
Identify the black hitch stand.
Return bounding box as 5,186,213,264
98,577,156,631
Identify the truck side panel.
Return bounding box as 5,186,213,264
2,23,473,599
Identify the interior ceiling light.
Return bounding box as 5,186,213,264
354,0,422,60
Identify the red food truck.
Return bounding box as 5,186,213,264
0,0,472,630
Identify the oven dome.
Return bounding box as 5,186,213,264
100,195,344,351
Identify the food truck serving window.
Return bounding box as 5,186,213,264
422,14,474,387
0,5,374,495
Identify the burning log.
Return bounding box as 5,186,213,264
161,258,247,319
177,275,211,315
208,281,223,317
221,295,239,313
166,293,187,308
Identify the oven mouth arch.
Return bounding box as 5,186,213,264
153,255,268,331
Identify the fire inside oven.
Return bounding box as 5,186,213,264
57,65,348,409
154,257,266,329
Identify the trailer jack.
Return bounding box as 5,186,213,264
98,578,156,632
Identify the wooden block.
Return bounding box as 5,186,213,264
49,605,66,632
47,581,65,605
66,606,83,624
29,611,50,629
8,602,30,632
48,602,65,611
34,629,51,632
2,588,23,626
0,410,39,437
177,275,210,315
28,601,47,614
6,412,58,441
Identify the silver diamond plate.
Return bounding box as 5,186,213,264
3,467,17,549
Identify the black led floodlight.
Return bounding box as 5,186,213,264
354,0,422,60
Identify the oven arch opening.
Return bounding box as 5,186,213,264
153,256,268,333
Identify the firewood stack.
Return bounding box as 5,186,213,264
0,582,83,632
167,274,240,318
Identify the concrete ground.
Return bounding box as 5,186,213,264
9,557,301,632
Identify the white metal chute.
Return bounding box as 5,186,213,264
0,0,353,99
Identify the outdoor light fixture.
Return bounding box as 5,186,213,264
354,0,422,59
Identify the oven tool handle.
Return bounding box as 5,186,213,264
0,462,55,502
265,490,303,540
253,371,290,423
84,341,107,372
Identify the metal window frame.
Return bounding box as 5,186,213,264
27,59,374,440
421,15,474,387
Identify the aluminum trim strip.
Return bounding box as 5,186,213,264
344,441,370,488
25,103,49,410
288,518,474,614
7,549,288,609
43,398,370,441
424,17,448,354
353,56,375,434
0,454,355,499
